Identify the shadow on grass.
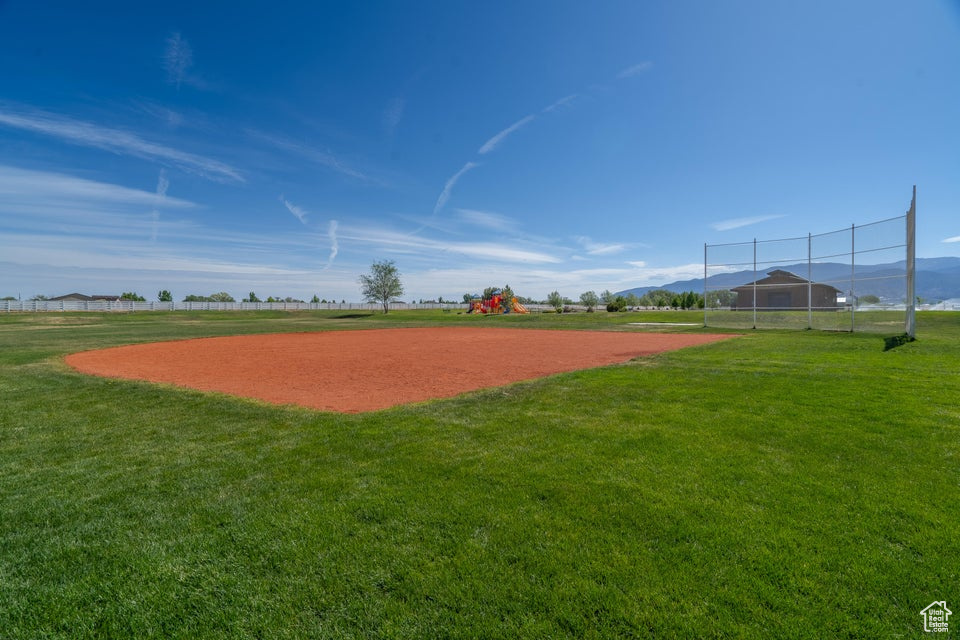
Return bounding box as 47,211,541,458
328,312,376,319
883,333,916,351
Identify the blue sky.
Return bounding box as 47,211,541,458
1,1,958,302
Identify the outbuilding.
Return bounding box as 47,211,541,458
732,270,841,311
49,293,121,302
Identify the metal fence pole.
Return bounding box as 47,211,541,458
703,243,708,327
752,238,757,329
850,223,856,332
807,232,812,330
906,185,917,338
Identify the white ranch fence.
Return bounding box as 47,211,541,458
1,300,554,313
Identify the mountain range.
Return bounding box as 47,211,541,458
616,257,960,303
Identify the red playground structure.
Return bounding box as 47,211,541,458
467,290,529,314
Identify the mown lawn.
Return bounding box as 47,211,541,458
0,310,957,638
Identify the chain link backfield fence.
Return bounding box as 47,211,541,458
704,188,916,335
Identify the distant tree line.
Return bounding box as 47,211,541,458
528,288,721,313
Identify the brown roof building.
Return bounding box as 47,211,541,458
732,270,841,311
49,293,121,302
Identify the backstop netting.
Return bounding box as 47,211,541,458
704,188,916,334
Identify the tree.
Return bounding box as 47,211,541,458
606,295,627,312
706,290,736,308
546,290,564,312
209,292,235,302
639,289,674,309
158,290,173,302
579,290,600,312
600,290,615,305
310,294,320,303
120,292,146,301
246,291,261,303
359,259,404,314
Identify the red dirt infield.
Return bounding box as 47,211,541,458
64,327,734,413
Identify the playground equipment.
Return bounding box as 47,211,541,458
467,290,529,314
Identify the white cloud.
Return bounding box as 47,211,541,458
280,195,308,224
0,105,243,183
478,114,536,155
433,162,479,215
711,214,786,231
617,61,654,79
942,235,960,243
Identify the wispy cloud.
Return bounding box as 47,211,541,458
478,114,536,155
455,208,519,233
135,100,184,129
575,235,651,255
617,61,654,79
0,164,194,210
383,97,405,137
434,162,479,215
340,223,561,264
541,94,579,114
247,129,372,183
711,214,786,232
625,261,708,283
163,32,193,90
155,170,170,201
325,220,339,269
150,169,169,242
943,235,960,243
575,236,630,256
0,105,244,183
279,195,308,224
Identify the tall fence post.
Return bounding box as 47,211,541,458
752,238,757,329
850,223,856,332
703,243,708,327
807,233,812,330
905,185,917,338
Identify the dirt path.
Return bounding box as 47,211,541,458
64,327,734,412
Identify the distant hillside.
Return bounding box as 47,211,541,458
616,257,960,303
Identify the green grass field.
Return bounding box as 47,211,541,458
1,310,957,638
